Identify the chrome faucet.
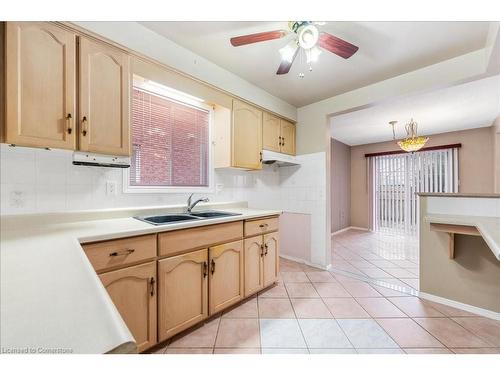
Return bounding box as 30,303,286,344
186,193,209,214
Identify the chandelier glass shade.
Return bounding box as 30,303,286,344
391,119,429,152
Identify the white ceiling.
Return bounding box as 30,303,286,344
139,21,491,107
330,75,500,146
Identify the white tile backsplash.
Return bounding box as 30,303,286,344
0,144,329,267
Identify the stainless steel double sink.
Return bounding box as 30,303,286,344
134,210,242,226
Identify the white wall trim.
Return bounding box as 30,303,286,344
418,291,500,321
279,254,329,271
331,226,370,236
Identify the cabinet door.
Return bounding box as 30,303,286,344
158,249,208,341
263,232,279,287
262,112,281,152
99,261,157,352
280,119,296,155
244,236,264,297
232,100,262,169
5,22,77,149
79,37,130,156
209,240,244,315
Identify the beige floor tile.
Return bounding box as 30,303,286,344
149,345,168,354
451,317,500,346
400,278,419,289
215,318,260,348
214,348,260,354
306,271,335,282
290,298,332,318
349,260,377,269
451,348,500,354
356,298,407,318
309,348,357,354
258,298,295,318
369,260,399,268
414,318,492,348
376,318,444,348
390,260,418,268
382,268,418,278
223,297,258,318
258,283,289,298
372,285,410,297
388,297,444,317
356,348,404,354
298,319,352,348
423,301,477,317
323,298,370,318
169,318,220,348
260,319,307,348
285,282,320,298
165,348,213,354
404,348,453,354
312,282,351,298
360,268,395,279
262,348,309,354
338,281,382,297
280,271,310,283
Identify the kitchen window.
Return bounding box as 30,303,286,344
124,76,213,193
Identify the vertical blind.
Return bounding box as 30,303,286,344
372,148,459,235
130,87,209,187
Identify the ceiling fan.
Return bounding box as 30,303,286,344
230,21,359,76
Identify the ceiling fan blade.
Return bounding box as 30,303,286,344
318,33,359,59
276,46,299,75
230,30,287,47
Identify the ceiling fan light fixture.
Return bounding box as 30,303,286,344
279,40,298,63
298,24,319,49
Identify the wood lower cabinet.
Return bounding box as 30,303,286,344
157,249,208,341
263,232,279,286
244,236,264,297
99,261,157,352
79,37,130,156
5,22,77,150
232,99,262,169
209,240,244,314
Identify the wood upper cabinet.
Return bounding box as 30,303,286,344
157,249,208,341
5,22,77,149
279,119,296,155
209,240,244,315
232,99,262,169
79,37,130,156
99,261,157,352
263,232,279,287
262,112,281,152
244,236,264,297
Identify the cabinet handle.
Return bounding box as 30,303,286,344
264,243,269,256
259,151,262,163
81,116,88,136
211,259,216,275
66,113,73,134
203,261,208,278
150,277,155,296
260,244,264,257
279,136,283,146
282,137,285,147
259,223,268,229
109,249,135,257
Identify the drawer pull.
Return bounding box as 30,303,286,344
109,249,135,257
264,243,269,256
66,113,73,134
81,116,88,136
203,261,208,278
211,259,216,275
260,244,264,257
259,223,269,229
150,277,155,296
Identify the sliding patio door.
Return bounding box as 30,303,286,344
372,147,458,235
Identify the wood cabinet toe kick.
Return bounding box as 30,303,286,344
81,215,280,352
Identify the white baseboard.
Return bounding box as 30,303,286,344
331,226,370,236
418,291,500,321
279,253,329,271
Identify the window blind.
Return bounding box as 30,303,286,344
130,87,209,187
372,148,458,235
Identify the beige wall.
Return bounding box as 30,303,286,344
350,127,496,228
493,117,500,193
331,138,351,232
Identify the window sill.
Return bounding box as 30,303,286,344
123,186,215,194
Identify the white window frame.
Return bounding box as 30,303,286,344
123,77,215,194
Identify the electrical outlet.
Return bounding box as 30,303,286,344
106,181,117,196
216,183,224,193
9,190,26,208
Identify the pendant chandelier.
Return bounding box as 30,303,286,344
390,119,429,152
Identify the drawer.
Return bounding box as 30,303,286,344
158,221,243,258
82,234,157,272
244,216,279,237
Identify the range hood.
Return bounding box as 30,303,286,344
73,152,130,168
261,150,300,167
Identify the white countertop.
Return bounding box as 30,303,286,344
424,214,500,261
0,202,281,354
